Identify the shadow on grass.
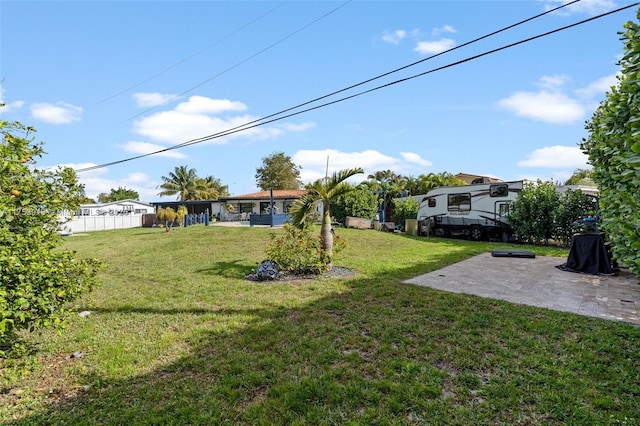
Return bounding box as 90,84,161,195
12,252,640,425
195,259,254,278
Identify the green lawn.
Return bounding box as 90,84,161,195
1,225,639,425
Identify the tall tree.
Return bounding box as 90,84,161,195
158,165,202,201
255,152,303,190
290,168,364,270
581,14,640,278
105,186,139,202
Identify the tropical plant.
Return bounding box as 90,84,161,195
265,223,346,274
290,168,364,270
404,172,465,196
155,207,178,231
158,166,223,201
554,189,598,247
255,152,303,191
0,119,102,355
581,15,640,277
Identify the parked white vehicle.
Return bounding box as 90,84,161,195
417,181,524,241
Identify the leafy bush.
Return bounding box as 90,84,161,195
1,120,102,356
330,188,379,224
393,197,419,230
265,223,347,275
509,181,598,247
581,16,640,277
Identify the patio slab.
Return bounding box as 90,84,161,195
403,253,640,325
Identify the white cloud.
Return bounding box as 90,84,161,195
120,141,188,159
292,149,431,183
50,162,159,202
382,30,407,44
540,0,616,16
414,38,456,55
538,74,570,90
497,91,584,124
575,73,618,99
133,92,180,108
0,86,24,113
400,152,432,167
517,145,589,169
174,96,247,114
30,102,83,124
132,95,312,145
432,25,456,36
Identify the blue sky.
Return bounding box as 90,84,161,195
1,0,637,202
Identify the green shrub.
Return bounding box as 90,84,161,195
265,223,347,275
393,197,419,230
330,188,379,224
0,120,102,356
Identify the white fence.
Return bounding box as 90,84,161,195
62,214,143,233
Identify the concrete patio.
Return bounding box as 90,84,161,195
404,253,640,325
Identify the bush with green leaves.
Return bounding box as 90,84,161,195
581,15,640,277
509,181,598,247
509,180,559,245
554,189,599,247
1,120,102,356
329,187,379,224
392,197,420,230
265,223,347,275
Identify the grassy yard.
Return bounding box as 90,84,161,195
1,225,639,425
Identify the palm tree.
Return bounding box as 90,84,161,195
290,167,364,270
157,165,201,201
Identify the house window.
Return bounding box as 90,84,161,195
239,203,253,213
490,184,508,197
448,193,471,211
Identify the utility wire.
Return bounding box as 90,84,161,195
76,1,637,173
78,0,583,171
127,0,352,121
97,1,289,104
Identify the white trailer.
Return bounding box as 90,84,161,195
417,180,523,241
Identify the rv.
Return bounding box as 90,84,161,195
417,180,523,241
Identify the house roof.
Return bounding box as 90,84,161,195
455,173,503,184
229,189,307,200
81,199,154,208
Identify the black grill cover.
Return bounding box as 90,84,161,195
559,233,613,275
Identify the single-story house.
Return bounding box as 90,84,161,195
151,189,311,222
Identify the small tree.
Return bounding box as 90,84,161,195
554,189,598,247
1,120,102,355
290,168,364,270
155,207,178,231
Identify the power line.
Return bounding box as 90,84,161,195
127,0,352,121
76,1,637,173
97,1,290,104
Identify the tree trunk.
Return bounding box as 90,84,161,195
321,203,334,270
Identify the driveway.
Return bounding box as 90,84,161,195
403,253,640,325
